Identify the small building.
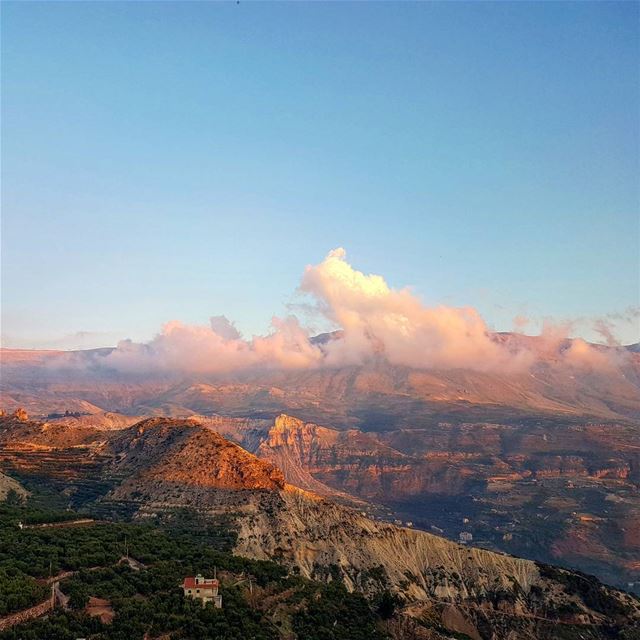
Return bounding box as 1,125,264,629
459,531,473,544
182,574,222,608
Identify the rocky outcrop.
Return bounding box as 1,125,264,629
256,414,386,499
256,414,470,500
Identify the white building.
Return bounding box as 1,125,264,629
182,574,222,608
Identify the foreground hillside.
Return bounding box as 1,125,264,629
0,414,639,639
0,494,389,640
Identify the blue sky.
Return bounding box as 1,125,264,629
2,1,638,349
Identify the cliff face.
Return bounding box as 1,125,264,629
256,414,401,498
255,415,639,501
257,414,472,499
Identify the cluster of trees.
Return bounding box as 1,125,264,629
0,567,48,617
0,496,391,639
291,580,388,640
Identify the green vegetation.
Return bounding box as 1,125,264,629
0,495,390,639
0,567,48,617
291,580,386,640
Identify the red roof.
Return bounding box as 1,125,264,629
182,576,219,589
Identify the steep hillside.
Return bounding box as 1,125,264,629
108,418,286,494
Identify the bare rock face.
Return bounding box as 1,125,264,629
234,485,539,599
257,414,479,500
256,414,371,498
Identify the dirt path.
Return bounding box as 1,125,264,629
23,518,97,529
1,555,150,631
53,581,69,610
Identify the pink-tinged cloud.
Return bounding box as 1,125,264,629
104,315,323,374
562,338,617,370
100,248,629,375
300,248,532,371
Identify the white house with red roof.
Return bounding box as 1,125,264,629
182,573,222,608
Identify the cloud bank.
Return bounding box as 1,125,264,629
101,248,630,375
299,248,532,371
